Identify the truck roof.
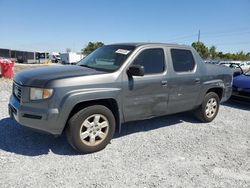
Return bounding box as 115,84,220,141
108,42,190,48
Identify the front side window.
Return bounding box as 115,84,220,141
78,45,135,72
171,49,195,72
132,48,165,74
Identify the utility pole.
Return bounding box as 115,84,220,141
198,30,200,43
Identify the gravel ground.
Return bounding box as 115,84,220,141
0,65,249,187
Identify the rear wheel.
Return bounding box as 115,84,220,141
194,92,220,122
66,105,115,153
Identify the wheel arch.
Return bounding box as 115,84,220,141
64,98,121,133
206,87,223,101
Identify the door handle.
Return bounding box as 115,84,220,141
161,80,168,86
195,78,201,84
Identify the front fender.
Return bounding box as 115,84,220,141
55,87,122,134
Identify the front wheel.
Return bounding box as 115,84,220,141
66,105,116,153
194,92,220,122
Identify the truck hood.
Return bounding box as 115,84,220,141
14,65,106,87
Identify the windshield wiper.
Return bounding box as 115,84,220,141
79,64,96,69
79,64,90,68
79,64,109,72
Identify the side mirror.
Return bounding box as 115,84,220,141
127,65,145,76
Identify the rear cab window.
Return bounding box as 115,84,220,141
170,49,195,73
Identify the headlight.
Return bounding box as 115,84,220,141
30,88,53,100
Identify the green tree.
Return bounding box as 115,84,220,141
191,42,209,59
209,46,217,59
191,41,250,61
217,52,224,60
224,53,232,60
237,51,247,61
82,42,104,55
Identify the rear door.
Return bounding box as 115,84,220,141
167,48,201,113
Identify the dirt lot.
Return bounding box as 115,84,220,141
0,64,249,187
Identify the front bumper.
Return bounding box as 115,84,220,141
8,95,62,135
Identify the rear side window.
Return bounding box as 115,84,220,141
133,48,165,74
171,49,195,72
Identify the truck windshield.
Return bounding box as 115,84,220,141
78,45,135,72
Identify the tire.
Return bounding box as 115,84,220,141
194,92,220,122
66,105,116,153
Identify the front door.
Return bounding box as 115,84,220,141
122,48,169,122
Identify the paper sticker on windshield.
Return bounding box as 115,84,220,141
115,49,131,55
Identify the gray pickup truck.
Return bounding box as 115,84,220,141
9,43,233,153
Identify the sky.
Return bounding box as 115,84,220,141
0,0,250,53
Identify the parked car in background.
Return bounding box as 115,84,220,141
204,60,219,65
239,61,250,72
219,62,243,77
49,52,61,63
38,52,61,64
232,69,250,100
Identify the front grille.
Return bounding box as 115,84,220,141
13,83,22,101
